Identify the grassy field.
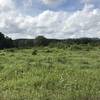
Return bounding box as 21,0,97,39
0,46,100,100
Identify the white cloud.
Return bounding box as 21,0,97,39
42,0,66,6
62,7,100,38
0,0,100,39
0,0,14,11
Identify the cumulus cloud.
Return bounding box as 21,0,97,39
0,0,100,39
42,0,66,6
0,0,14,11
62,7,100,38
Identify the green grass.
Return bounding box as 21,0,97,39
0,46,100,100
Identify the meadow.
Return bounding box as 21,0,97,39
0,45,100,100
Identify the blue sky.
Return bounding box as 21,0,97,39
0,0,100,39
14,0,100,14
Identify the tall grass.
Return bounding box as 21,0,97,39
0,46,100,100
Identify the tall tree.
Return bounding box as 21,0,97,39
0,32,13,49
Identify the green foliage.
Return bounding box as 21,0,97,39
0,47,100,100
34,36,48,46
0,32,13,49
32,49,37,55
1,32,100,49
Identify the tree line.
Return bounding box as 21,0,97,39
0,32,13,49
0,32,100,49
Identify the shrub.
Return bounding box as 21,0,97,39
32,50,37,55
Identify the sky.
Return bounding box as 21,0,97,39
0,0,100,39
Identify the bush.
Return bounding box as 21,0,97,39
32,50,37,55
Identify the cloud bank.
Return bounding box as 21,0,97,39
0,0,100,39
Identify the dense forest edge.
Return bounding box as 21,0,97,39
0,32,100,49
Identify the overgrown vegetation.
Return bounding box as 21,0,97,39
0,46,100,100
1,32,100,99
